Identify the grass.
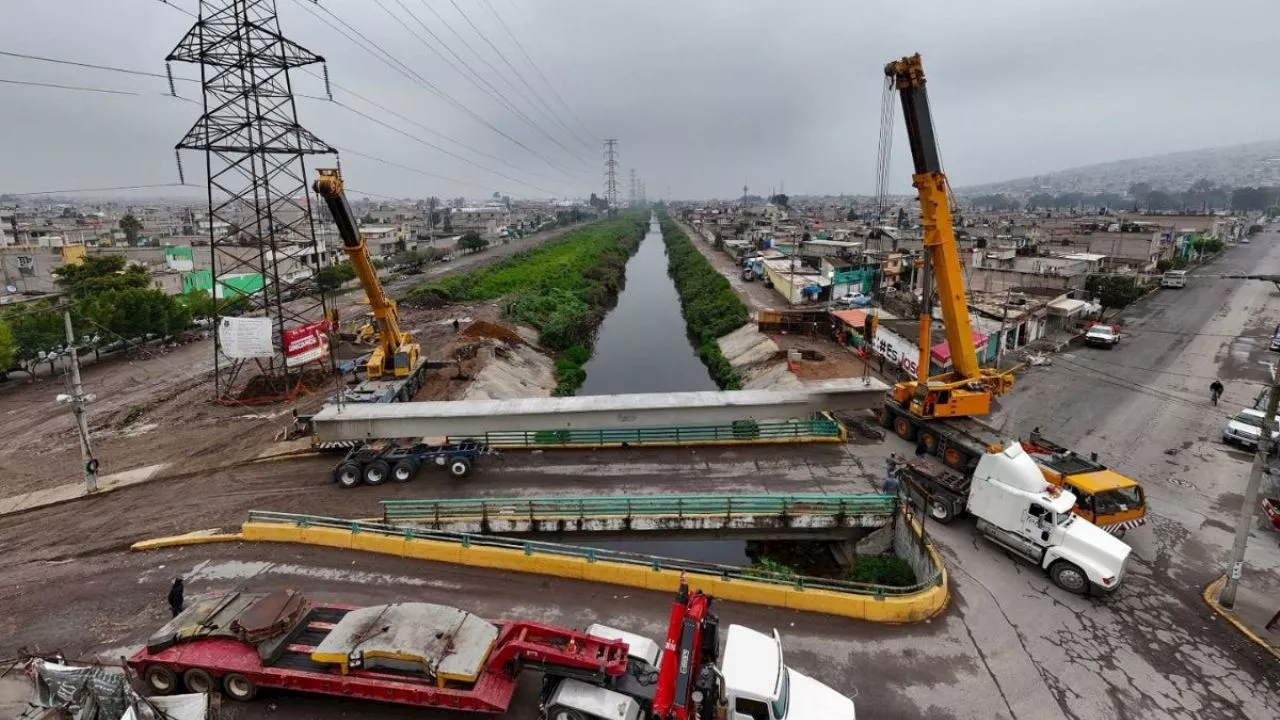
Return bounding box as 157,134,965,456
847,554,917,587
658,216,750,389
407,216,645,395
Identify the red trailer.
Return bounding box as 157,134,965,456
126,588,630,714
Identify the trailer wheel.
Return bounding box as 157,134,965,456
363,459,391,485
144,665,177,695
545,706,587,720
446,456,473,479
894,416,917,441
1048,560,1089,595
392,459,418,483
222,673,258,702
874,406,893,429
928,498,956,524
334,462,362,489
182,668,214,694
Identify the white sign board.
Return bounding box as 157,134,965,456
218,317,275,359
873,325,921,377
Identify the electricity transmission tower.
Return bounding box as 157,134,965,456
628,169,638,208
603,139,619,215
168,0,335,402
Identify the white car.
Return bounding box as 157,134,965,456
1084,325,1120,349
838,292,871,308
1223,408,1280,451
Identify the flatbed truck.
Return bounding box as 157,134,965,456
127,581,855,719
879,408,1147,536
333,439,495,487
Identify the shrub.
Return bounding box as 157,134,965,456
847,554,916,587
744,557,798,581
659,217,750,388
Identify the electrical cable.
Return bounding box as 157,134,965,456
288,0,583,178
331,146,540,198
0,78,147,96
481,0,598,144
376,0,586,165
443,0,594,156
3,183,197,196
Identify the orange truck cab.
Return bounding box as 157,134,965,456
1021,432,1147,538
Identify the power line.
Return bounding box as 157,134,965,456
332,145,539,198
289,0,583,179
444,0,594,156
0,78,147,96
0,50,174,80
3,182,196,196
375,0,584,167
496,0,598,143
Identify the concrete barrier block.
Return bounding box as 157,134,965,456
354,533,407,557
241,522,303,544
785,588,866,619
525,554,587,581
581,562,652,591
460,545,537,574
300,526,355,549
707,578,789,609
403,538,462,564
643,569,686,593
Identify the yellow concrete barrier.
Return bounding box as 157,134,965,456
130,532,243,551
140,515,950,623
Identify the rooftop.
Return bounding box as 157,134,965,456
720,624,782,698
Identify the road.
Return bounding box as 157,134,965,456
4,238,1280,719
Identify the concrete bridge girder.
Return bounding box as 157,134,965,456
311,378,889,443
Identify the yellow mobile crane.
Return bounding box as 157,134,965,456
313,168,426,403
880,54,1014,433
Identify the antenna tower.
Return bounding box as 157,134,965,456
168,0,336,402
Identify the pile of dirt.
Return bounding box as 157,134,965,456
459,319,525,345
231,368,333,404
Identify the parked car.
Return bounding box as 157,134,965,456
1160,270,1188,289
838,291,871,308
1269,324,1280,353
1223,408,1280,452
1084,324,1120,349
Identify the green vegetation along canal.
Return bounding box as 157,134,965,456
578,214,717,395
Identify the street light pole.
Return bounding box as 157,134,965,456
1218,369,1280,608
62,309,98,493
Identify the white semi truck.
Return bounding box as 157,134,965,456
900,442,1131,595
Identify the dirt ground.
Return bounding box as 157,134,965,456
0,225,571,501
771,333,879,381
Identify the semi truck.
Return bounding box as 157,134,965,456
127,579,856,719
897,442,1132,595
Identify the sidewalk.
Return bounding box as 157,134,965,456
1204,575,1280,661
671,218,781,312
0,463,169,517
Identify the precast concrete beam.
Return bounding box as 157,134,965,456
393,511,894,537
312,377,889,443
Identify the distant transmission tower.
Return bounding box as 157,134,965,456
638,180,646,207
742,184,749,206
168,0,335,402
628,169,638,208
603,139,619,215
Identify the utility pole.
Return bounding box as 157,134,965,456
1219,368,1280,608
62,309,98,493
603,139,619,216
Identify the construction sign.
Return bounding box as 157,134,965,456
284,319,331,367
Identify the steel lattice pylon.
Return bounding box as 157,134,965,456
168,0,335,401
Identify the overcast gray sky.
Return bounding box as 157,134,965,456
1,0,1276,201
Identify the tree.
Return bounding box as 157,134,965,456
1085,275,1143,313
589,193,608,211
769,193,789,208
442,211,453,233
0,319,16,373
1145,190,1175,211
457,232,489,253
83,288,191,345
1026,193,1054,210
313,261,357,301
1128,182,1152,209
2,303,65,373
1232,186,1279,212
392,249,428,273
714,232,725,250
180,288,249,319
53,255,150,300
119,213,143,245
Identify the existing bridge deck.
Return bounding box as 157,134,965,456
310,378,888,444
381,494,896,541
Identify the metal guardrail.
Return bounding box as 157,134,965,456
446,417,842,448
246,509,944,597
380,494,897,524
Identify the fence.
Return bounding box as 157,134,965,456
380,493,897,525
246,509,944,598
447,416,843,449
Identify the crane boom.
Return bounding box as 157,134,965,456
313,168,419,380
882,54,1013,424
885,54,980,380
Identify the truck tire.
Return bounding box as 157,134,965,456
919,429,940,456
446,455,473,479
894,416,917,441
928,498,956,524
1048,560,1089,595
874,406,894,429
941,446,969,470
144,665,177,695
334,462,362,489
182,668,214,694
392,459,418,483
363,459,391,486
222,673,257,702
545,706,587,720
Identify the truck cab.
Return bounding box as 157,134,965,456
1021,435,1147,537
967,443,1132,595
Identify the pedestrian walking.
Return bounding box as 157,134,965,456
452,318,460,332
167,578,184,618
882,466,901,496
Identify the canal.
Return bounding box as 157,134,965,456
578,214,717,395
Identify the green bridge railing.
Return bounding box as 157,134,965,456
446,416,843,448
246,509,943,597
380,493,897,524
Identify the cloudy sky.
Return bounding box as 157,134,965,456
1,0,1276,201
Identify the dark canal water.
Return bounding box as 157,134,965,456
578,215,716,395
